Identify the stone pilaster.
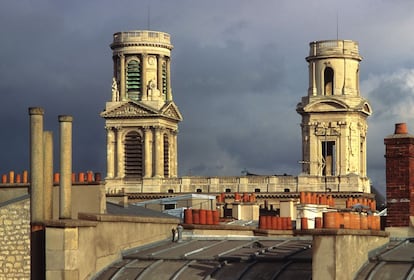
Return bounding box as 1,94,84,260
154,127,164,177
116,127,124,178
144,127,153,178
119,54,125,101
171,130,178,177
157,55,163,96
141,53,147,100
106,127,115,178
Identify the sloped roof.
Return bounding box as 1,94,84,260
355,238,414,280
106,201,176,219
132,194,216,206
94,237,312,280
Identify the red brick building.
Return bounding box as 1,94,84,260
384,123,414,227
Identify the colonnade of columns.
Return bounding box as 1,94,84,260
114,53,172,102
106,126,177,179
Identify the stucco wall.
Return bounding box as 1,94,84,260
52,184,106,219
45,214,180,280
312,230,389,280
0,196,30,279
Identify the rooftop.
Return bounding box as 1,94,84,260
94,237,313,280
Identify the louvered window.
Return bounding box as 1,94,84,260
126,60,141,101
162,62,167,99
124,131,143,177
163,134,169,177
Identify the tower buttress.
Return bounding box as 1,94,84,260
296,40,372,192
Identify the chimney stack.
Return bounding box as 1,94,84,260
59,115,73,219
384,123,414,227
29,107,45,223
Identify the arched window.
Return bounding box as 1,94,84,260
163,134,169,177
324,67,334,96
162,62,167,100
126,60,141,101
124,131,143,177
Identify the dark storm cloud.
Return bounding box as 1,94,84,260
362,69,414,192
1,0,414,196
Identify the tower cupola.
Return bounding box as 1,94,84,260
101,30,182,191
297,40,372,193
110,30,174,109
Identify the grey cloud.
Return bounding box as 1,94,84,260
2,0,414,196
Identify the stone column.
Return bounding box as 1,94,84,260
141,53,147,100
59,115,73,219
157,55,164,98
171,131,178,177
154,127,164,177
166,57,172,100
116,128,124,178
311,62,317,96
106,127,115,178
43,131,53,220
119,54,126,101
29,107,44,223
144,127,153,178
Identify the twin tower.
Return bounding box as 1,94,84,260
101,30,372,193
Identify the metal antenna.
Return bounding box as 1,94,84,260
147,1,151,30
336,11,339,40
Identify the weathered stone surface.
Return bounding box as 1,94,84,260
0,198,30,279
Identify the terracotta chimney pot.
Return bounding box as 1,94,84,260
395,123,408,134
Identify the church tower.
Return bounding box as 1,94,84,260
296,40,372,192
101,30,182,188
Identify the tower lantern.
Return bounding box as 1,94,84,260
101,30,182,190
296,40,372,192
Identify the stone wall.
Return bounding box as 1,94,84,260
0,195,30,279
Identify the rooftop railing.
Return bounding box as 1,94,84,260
112,30,171,45
309,40,360,57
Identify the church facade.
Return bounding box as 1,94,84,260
101,30,372,196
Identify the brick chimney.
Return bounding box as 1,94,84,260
384,123,414,227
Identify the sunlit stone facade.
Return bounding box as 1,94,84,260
101,30,182,190
296,40,372,192
102,34,372,195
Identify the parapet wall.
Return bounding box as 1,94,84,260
45,213,180,280
106,174,370,194
311,229,389,280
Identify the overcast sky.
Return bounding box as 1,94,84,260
1,0,414,195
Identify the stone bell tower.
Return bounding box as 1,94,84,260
296,40,372,192
101,30,182,189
